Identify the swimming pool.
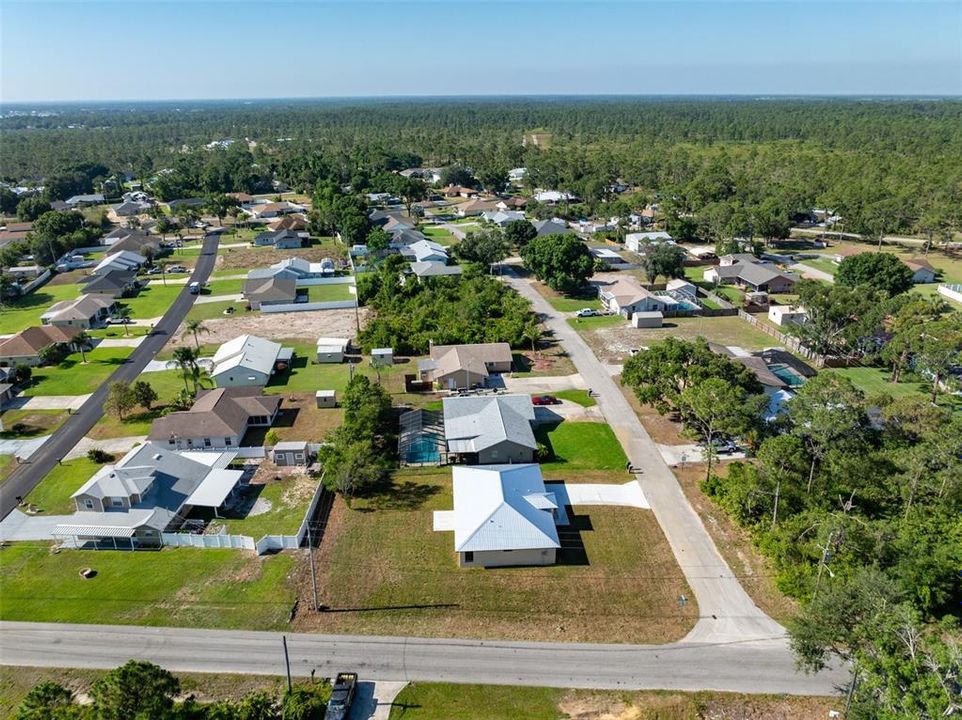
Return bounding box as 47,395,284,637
770,364,806,387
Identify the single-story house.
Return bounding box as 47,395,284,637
456,199,499,217
687,246,718,261
227,192,254,207
243,275,297,310
166,197,206,211
252,229,306,249
407,239,449,263
442,394,538,465
82,270,142,298
409,261,463,280
267,214,308,233
64,193,105,208
91,250,146,276
272,441,312,466
0,325,81,367
441,185,480,198
108,201,153,221
534,190,576,204
768,306,808,327
54,442,243,549
148,387,281,450
496,196,529,210
903,258,937,284
107,233,161,256
40,294,117,329
720,253,761,267
481,210,526,227
625,231,672,254
0,221,32,247
433,464,561,568
418,342,513,390
390,228,429,248
316,337,350,363
532,219,572,237
244,201,305,220
703,262,797,294
210,334,291,388
599,278,678,318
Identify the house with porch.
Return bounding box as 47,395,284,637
148,387,280,450
0,325,81,367
599,278,678,319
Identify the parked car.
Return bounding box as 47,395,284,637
106,317,131,325
576,308,598,317
325,673,357,720
531,395,561,406
705,438,739,454
146,266,163,274
167,265,188,273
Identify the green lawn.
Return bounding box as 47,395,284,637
89,406,166,440
204,278,245,296
825,366,959,410
552,389,597,407
389,683,559,720
141,368,207,402
184,300,247,323
0,545,296,629
537,421,628,472
0,283,84,333
305,283,354,302
566,314,624,330
0,409,70,439
218,475,316,538
799,256,839,276
23,458,102,514
119,284,184,319
24,347,135,396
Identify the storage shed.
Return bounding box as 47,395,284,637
316,337,349,363
315,390,336,408
632,311,664,328
272,441,311,466
371,348,394,367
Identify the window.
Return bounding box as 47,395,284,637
110,498,124,508
204,438,212,447
225,438,232,446
83,499,94,510
464,551,474,563
294,453,304,460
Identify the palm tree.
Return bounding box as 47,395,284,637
181,319,209,350
113,307,132,336
71,331,93,364
157,259,169,286
522,321,543,354
172,346,200,395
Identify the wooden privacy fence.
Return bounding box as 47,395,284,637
737,310,825,366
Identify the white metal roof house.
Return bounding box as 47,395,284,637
210,334,290,387
442,394,537,465
625,231,673,254
407,239,448,263
433,464,561,567
92,250,146,276
54,442,243,549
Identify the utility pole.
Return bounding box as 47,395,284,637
282,635,292,692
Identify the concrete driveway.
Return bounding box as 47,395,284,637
0,436,49,460
0,509,74,541
3,395,91,411
349,681,407,720
548,481,649,509
95,337,146,348
657,443,747,465
65,435,147,461
502,373,586,393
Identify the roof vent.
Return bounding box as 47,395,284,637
153,453,162,460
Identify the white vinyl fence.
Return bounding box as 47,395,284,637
938,284,962,304
161,531,256,550
261,300,357,313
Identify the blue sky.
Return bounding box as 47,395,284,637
1,1,960,101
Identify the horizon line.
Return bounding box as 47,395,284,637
2,92,962,106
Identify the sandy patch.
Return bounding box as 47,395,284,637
168,307,370,348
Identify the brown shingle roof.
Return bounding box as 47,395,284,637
0,326,81,357
147,388,280,442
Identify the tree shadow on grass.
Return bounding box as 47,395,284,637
356,478,440,512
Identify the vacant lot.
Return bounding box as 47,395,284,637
537,421,628,474
578,315,782,362
24,347,134,396
532,281,602,313
167,307,368,349
0,283,83,333
388,683,837,720
0,545,296,629
215,242,345,272
297,471,696,643
0,409,70,439
512,344,578,377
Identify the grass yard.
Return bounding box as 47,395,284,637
552,389,596,407
0,454,14,484
305,283,354,302
23,457,103,514
119,284,184,319
387,683,837,720
138,368,198,402
421,227,455,245
88,406,166,440
798,256,838,276
204,278,245,296
511,344,578,377
218,473,317,538
537,421,628,473
185,300,248,323
566,314,624,331
0,409,69,439
24,347,134,396
826,366,959,410
242,393,344,444
0,283,83,333
532,281,602,313
298,471,696,643
0,544,297,629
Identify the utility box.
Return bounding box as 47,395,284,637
316,389,336,408
371,347,393,368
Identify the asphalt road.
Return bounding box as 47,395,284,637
504,269,786,646
0,621,847,695
0,234,220,519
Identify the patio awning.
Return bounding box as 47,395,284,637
53,524,136,538
184,469,243,508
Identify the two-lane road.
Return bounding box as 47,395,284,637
0,234,220,519
0,621,846,695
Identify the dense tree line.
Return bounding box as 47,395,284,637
3,99,961,243
357,257,536,355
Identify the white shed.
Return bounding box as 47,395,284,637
768,306,808,327
316,337,349,363
371,348,394,367
631,311,664,328
316,390,337,408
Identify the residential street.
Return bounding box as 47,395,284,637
0,621,846,695
504,269,787,645
0,234,220,520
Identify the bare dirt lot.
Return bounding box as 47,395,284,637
167,307,369,349
215,243,346,272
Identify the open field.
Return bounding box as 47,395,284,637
0,545,297,629
23,346,134,396
388,683,837,720
295,470,697,643
0,666,292,720
577,315,782,363
119,284,184,319
22,457,103,514
184,299,246,323
214,242,345,272
0,283,83,333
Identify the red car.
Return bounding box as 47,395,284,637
532,395,561,406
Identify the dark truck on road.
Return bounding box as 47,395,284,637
326,672,358,720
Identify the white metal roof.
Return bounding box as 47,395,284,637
442,395,536,454
441,465,561,553
183,468,243,508
211,334,282,379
